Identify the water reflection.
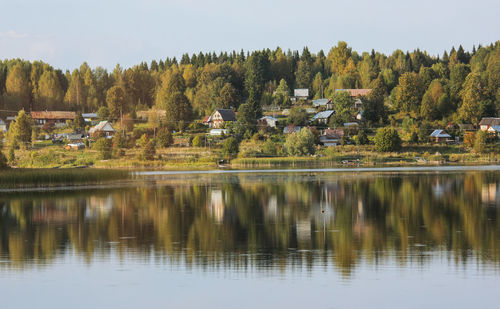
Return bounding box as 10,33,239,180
0,171,498,277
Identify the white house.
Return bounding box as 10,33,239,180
311,110,334,125
293,89,309,101
89,121,116,138
258,116,278,128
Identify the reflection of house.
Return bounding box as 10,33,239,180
89,121,116,137
209,190,225,223
429,129,452,143
481,183,499,205
258,116,278,128
296,220,311,246
207,109,236,128
311,110,334,124
31,111,76,126
319,128,344,146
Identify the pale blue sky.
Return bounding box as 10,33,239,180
1,0,499,70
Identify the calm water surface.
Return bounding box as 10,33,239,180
0,168,499,308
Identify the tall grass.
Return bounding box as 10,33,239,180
0,168,130,189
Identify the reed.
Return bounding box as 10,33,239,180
0,168,130,189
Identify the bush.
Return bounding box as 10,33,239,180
374,127,401,152
192,135,203,147
356,129,370,145
473,130,487,154
262,139,277,156
141,140,156,160
0,151,8,169
464,132,475,148
94,138,112,159
284,128,315,156
157,128,173,147
222,137,239,159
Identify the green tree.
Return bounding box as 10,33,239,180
295,60,312,89
5,63,31,111
156,69,192,129
262,138,277,156
395,72,424,113
142,140,156,160
374,127,401,152
8,110,32,147
473,130,487,153
97,106,110,120
94,138,112,159
192,135,203,147
219,83,238,108
288,107,308,126
329,91,354,126
106,86,127,120
157,128,174,148
284,128,315,156
36,70,64,110
222,137,239,159
459,73,489,125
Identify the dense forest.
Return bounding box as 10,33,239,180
1,41,499,128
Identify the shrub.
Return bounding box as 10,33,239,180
473,130,487,154
94,138,112,159
356,129,370,145
222,137,239,159
192,135,203,147
262,139,277,156
284,128,315,156
464,132,475,148
374,127,401,152
141,140,156,160
157,128,173,147
0,151,8,169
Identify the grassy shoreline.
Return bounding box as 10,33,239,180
0,168,130,189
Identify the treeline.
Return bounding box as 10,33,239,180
0,41,499,127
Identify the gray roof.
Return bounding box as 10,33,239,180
283,125,302,134
311,110,334,121
430,130,451,138
82,113,98,118
215,109,236,121
294,89,309,97
479,117,500,126
312,98,330,107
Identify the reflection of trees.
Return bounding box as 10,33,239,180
0,172,498,276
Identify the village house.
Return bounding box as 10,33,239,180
283,124,302,134
319,128,344,146
258,116,278,128
479,117,500,132
0,118,6,132
89,121,116,138
311,110,334,125
82,113,98,124
292,89,309,101
429,129,452,143
207,109,236,128
31,111,76,127
312,98,333,110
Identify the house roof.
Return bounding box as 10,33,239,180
323,128,344,139
89,121,115,133
344,122,359,127
488,125,500,132
0,118,5,125
214,109,236,121
31,111,76,120
259,116,278,121
336,89,372,97
479,117,500,126
430,129,451,138
294,89,309,97
311,110,334,121
82,113,98,118
312,98,330,107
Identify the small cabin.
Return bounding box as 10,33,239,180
89,121,116,138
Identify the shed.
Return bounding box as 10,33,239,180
311,110,334,124
89,121,116,138
430,129,451,142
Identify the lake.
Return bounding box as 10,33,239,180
0,167,499,308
